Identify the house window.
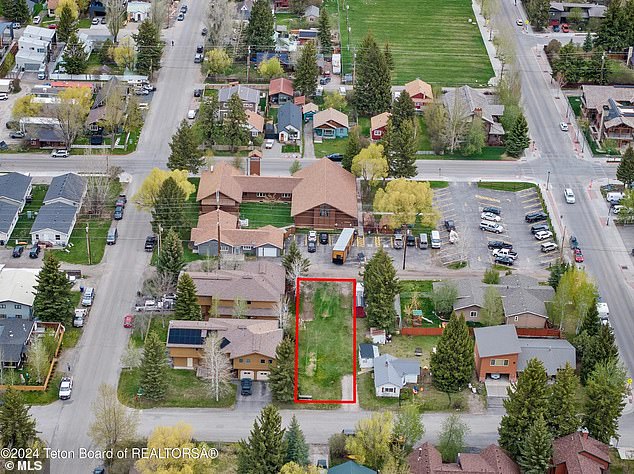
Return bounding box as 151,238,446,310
0,304,5,309
35,234,39,240
239,358,243,363
257,192,266,198
469,311,477,318
268,359,273,364
320,205,330,217
514,315,519,321
260,359,265,363
55,235,61,241
382,387,395,393
490,359,509,367
0,314,5,319
246,358,251,363
246,300,251,304
242,245,253,251
14,305,21,310
323,129,334,136
375,130,382,137
282,193,291,198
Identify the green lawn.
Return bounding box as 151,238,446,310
567,96,582,117
239,202,293,228
314,138,348,157
417,116,432,151
417,146,507,160
477,181,536,192
77,18,92,28
325,0,493,85
19,374,64,405
297,282,354,401
429,181,449,188
399,280,436,328
384,334,440,367
358,117,371,136
8,185,47,245
282,144,300,153
52,218,111,265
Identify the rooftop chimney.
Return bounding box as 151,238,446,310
581,428,589,439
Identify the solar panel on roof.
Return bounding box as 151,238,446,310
167,328,204,345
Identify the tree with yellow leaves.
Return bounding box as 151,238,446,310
280,462,321,474
373,178,438,228
135,422,214,474
345,412,394,471
351,143,388,184
133,168,195,210
112,37,136,71
12,95,42,121
204,48,232,76
55,0,79,18
55,86,93,148
257,57,284,80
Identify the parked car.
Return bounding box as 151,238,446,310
0,93,7,100
9,131,25,139
51,149,69,158
12,245,23,258
393,231,404,249
91,17,99,25
481,212,501,222
307,241,316,253
494,255,514,266
12,22,21,29
406,233,416,247
196,44,204,53
319,233,329,244
177,12,184,20
143,83,156,92
123,314,134,328
115,197,126,208
613,204,626,214
194,53,203,63
82,287,95,306
0,141,7,150
560,122,569,132
444,220,455,231
33,15,41,24
561,23,569,32
180,5,188,12
534,230,553,240
479,221,504,234
525,211,548,223
492,248,518,260
265,139,274,149
113,205,124,220
118,193,127,204
59,377,73,400
29,244,40,258
325,153,344,161
187,109,197,119
73,308,87,328
194,88,203,97
530,223,550,234
240,378,253,396
338,86,346,96
541,242,558,253
134,87,149,95
487,240,513,250
482,206,501,215
319,77,331,85
516,18,523,26
48,24,57,29
100,17,106,24
201,27,208,35
574,248,584,262
570,235,579,249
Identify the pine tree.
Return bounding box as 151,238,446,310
617,146,634,188
0,388,37,450
343,125,362,172
384,42,394,72
354,32,392,116
580,323,619,384
33,253,74,325
156,228,185,285
579,297,601,337
224,93,249,151
582,32,593,52
167,119,203,173
317,8,332,55
583,359,627,444
62,32,88,74
269,337,295,403
294,41,318,97
151,177,187,234
133,20,163,75
285,415,309,466
198,94,222,146
548,259,570,290
4,0,30,23
499,358,549,459
518,414,553,474
363,248,398,331
505,112,530,157
237,404,286,474
429,313,473,393
391,92,416,129
386,120,417,178
595,0,625,51
547,362,580,438
140,331,168,401
57,3,78,43
173,274,201,321
245,0,275,52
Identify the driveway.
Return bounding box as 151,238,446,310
235,380,272,410
484,377,511,409
303,121,315,159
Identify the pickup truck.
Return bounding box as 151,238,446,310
73,308,87,328
59,376,73,400
492,248,518,260
135,300,162,312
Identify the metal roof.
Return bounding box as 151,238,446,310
0,172,31,205
517,338,576,376
0,202,19,234
277,102,302,133
0,319,35,364
374,354,419,387
44,173,86,206
332,228,356,252
30,202,77,234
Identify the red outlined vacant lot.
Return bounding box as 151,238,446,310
294,277,357,404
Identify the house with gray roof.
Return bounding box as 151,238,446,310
374,354,420,397
549,2,606,23
277,102,302,143
304,5,320,22
218,84,260,119
0,172,32,244
0,266,39,320
0,319,36,369
518,338,576,376
359,343,379,369
581,85,634,151
30,202,78,246
442,86,505,145
43,173,86,208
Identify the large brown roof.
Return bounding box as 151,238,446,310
191,210,284,249
269,77,294,97
371,112,391,131
552,432,610,474
405,79,433,100
291,158,357,217
313,107,349,129
408,443,519,474
233,175,301,194
189,261,285,303
197,162,243,203
581,84,634,111
246,111,265,133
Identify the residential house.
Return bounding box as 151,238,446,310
294,95,305,106
358,343,378,369
254,52,291,69
269,77,294,105
442,86,505,145
16,26,56,71
87,76,121,131
277,102,302,143
474,325,576,382
408,442,520,474
47,0,59,16
404,79,434,110
370,328,386,344
196,159,358,229
166,318,283,380
328,461,376,474
313,108,349,139
0,319,36,369
274,0,289,11
190,209,285,257
0,267,39,320
373,354,419,397
302,102,319,121
370,112,391,141
218,84,260,119
297,28,319,44
245,111,264,137
581,84,634,150
237,0,254,20
43,173,86,208
0,172,32,245
304,5,320,22
550,431,610,473
88,0,106,19
127,1,151,22
549,2,606,24
188,261,286,320
0,23,15,49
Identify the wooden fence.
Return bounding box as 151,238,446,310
400,326,561,338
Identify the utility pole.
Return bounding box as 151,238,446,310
600,51,606,84
157,224,163,254
85,224,91,265
401,223,407,270
246,45,251,83
546,171,551,191
352,50,356,84
216,190,221,269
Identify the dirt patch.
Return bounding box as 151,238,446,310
305,353,316,377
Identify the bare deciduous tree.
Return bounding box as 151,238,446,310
273,296,290,331
206,0,237,47
105,0,126,43
199,334,232,401
120,341,142,369
56,88,92,149
27,338,50,384
89,383,139,451
232,296,247,319
84,176,113,217
445,93,469,154
143,271,176,299
149,0,167,30
0,347,5,385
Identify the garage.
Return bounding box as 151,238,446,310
258,246,279,257
239,370,254,380
256,371,270,381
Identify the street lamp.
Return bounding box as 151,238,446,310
438,167,441,178
546,171,551,191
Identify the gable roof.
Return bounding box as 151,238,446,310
269,77,294,97
0,172,32,205
359,343,377,359
0,202,19,234
408,442,520,474
552,432,610,474
277,102,302,132
93,76,120,109
370,112,391,131
304,5,320,17
303,102,319,114
442,86,505,131
328,461,376,474
44,173,86,205
500,287,551,319
0,267,38,307
474,325,520,358
218,84,260,105
313,107,349,129
291,158,357,217
374,353,419,387
517,338,576,376
0,319,35,364
246,111,264,133
581,84,634,111
30,202,77,234
404,79,433,100
197,162,244,203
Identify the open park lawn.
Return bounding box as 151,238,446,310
239,202,294,228
326,0,493,85
297,281,354,401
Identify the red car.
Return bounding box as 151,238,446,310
561,23,569,33
123,314,134,328
574,248,584,262
48,24,57,29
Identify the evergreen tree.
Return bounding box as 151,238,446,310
595,0,625,51
505,112,530,157
237,404,286,474
499,358,549,459
167,119,203,173
0,388,37,450
284,415,309,466
62,32,88,74
343,125,362,172
33,253,74,325
57,3,78,43
583,359,627,444
384,42,394,72
269,337,295,403
354,32,392,116
582,32,593,52
133,20,163,75
224,93,249,151
245,0,275,51
173,273,201,321
198,94,222,146
518,414,553,474
548,259,570,290
140,331,168,401
547,362,580,438
363,248,398,331
151,177,187,234
100,38,114,64
617,146,634,188
293,41,318,97
156,228,185,285
579,297,601,338
580,324,619,384
4,0,30,23
391,92,416,130
317,8,332,55
429,313,473,393
386,120,417,178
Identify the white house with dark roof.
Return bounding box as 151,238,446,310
0,173,32,244
43,173,86,208
359,343,379,369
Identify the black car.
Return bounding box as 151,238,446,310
12,245,23,258
525,211,548,223
240,378,253,396
196,44,204,53
180,5,187,12
319,232,329,244
307,241,316,253
145,235,157,252
530,223,550,234
570,235,579,249
487,240,513,250
319,77,331,85
194,88,203,97
482,206,501,215
201,27,208,35
113,205,124,220
0,141,8,150
444,220,456,231
325,153,344,162
406,234,416,247
29,244,40,258
494,255,514,266
93,468,105,474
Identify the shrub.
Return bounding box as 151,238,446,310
482,268,500,284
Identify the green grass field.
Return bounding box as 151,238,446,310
314,138,348,158
239,202,294,228
297,282,354,401
326,0,493,85
53,218,111,265
417,146,507,160
8,185,47,245
477,181,536,192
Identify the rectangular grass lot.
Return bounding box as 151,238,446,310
329,0,494,85
295,279,356,403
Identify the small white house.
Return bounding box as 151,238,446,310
358,343,379,369
373,354,419,398
127,1,151,22
370,327,386,345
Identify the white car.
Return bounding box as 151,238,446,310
187,109,197,119
308,230,317,242
33,15,41,24
0,93,8,100
516,19,524,26
91,17,100,25
339,86,346,96
613,205,626,214
560,122,569,132
540,242,558,253
564,188,575,203
265,139,274,149
73,308,87,328
51,149,69,158
481,212,501,222
59,377,73,400
534,230,553,240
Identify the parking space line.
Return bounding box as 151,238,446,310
475,195,501,203
521,197,540,205
356,236,365,247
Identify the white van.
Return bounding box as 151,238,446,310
606,191,624,204
106,227,118,245
564,188,575,204
430,230,441,249
81,287,95,306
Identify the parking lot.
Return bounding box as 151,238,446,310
294,182,559,273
